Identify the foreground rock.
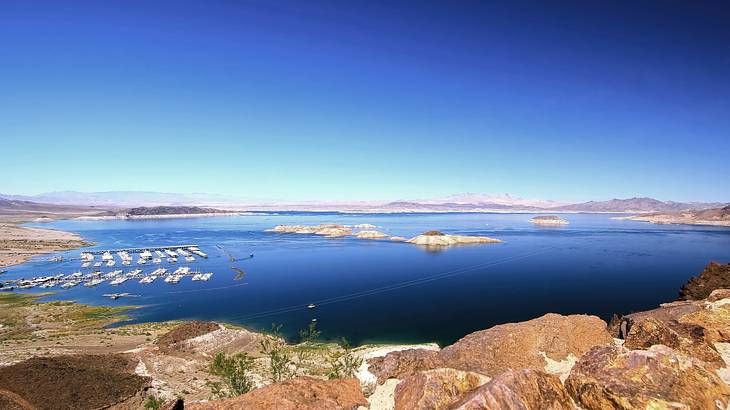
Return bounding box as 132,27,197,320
679,262,730,301
529,215,569,225
393,368,489,410
369,313,612,383
614,288,730,367
406,231,501,247
187,377,368,410
0,354,149,410
451,369,574,410
565,345,730,409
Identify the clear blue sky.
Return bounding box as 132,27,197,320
2,1,729,202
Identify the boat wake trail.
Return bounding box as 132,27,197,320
231,247,557,322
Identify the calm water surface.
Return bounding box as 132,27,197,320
4,213,730,346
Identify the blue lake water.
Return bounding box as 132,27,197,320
3,213,730,346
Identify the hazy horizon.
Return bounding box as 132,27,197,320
3,1,730,202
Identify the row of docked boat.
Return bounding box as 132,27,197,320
1,266,213,291
80,246,206,268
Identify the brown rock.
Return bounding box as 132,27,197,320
679,262,730,301
368,348,442,384
187,377,368,410
622,316,724,366
565,345,730,409
450,369,574,410
0,354,149,410
369,314,612,384
394,368,490,410
437,313,613,377
679,303,730,343
156,321,220,353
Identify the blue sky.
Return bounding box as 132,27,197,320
2,1,729,202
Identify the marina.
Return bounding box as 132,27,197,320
1,246,213,292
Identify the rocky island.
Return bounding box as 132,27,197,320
268,225,502,247
530,215,569,225
406,230,502,246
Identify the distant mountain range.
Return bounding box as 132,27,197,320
0,191,726,214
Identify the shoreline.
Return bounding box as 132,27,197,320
0,223,92,269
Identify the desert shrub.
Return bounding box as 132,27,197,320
259,323,294,382
207,351,256,398
327,338,362,379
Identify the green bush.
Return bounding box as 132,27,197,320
207,351,256,398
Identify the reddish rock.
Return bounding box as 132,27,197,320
393,368,489,410
450,369,574,410
622,316,724,366
369,314,612,384
368,348,442,384
437,313,613,377
565,345,730,409
679,262,730,301
187,377,368,410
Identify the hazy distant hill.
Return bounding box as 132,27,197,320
627,205,730,227
0,198,114,222
0,191,248,207
125,206,231,216
1,192,724,214
549,197,723,213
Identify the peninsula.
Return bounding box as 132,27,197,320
625,205,730,227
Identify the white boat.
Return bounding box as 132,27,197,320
61,281,80,289
84,279,103,287
167,257,177,263
152,258,162,264
139,275,157,284
122,260,131,266
164,275,182,284
137,258,146,265
81,262,91,268
110,276,129,285
177,249,191,257
106,260,116,267
164,249,178,257
93,262,102,267
191,272,212,281
102,252,113,261
185,256,195,262
81,252,94,261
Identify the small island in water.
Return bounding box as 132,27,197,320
268,225,502,246
530,215,570,225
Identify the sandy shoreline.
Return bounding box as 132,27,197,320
0,224,91,269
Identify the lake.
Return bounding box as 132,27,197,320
4,213,730,346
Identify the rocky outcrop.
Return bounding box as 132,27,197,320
267,224,352,237
529,215,569,225
614,288,730,367
187,377,368,410
622,316,724,366
450,369,574,410
369,349,442,384
0,354,150,410
355,230,389,239
156,321,220,353
369,313,612,383
679,262,730,300
406,231,502,247
565,345,730,409
393,368,490,410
